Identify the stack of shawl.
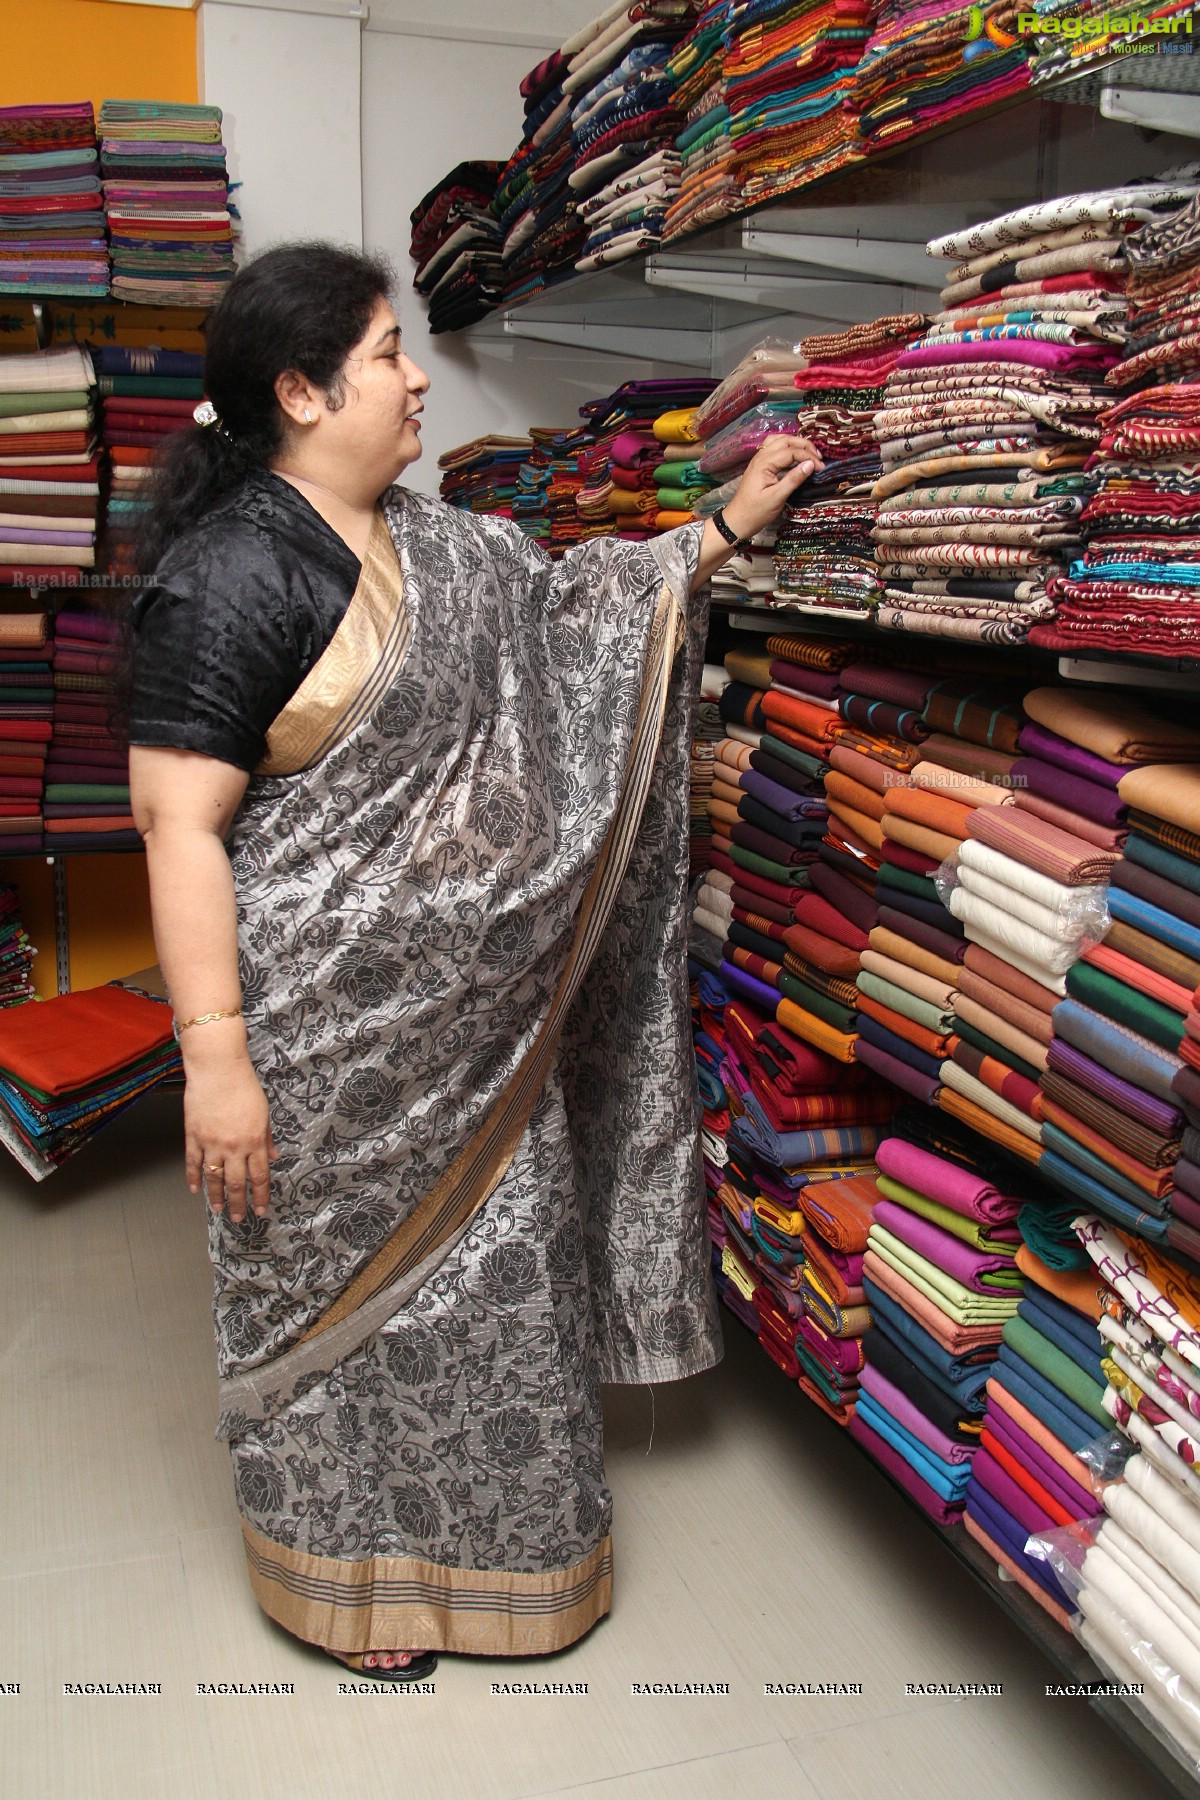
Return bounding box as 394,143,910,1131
573,376,716,541
853,1134,1025,1523
99,102,234,307
846,0,1029,156
653,401,720,529
409,162,505,334
512,426,605,552
775,314,929,619
689,661,730,877
0,608,51,851
1033,187,1200,657
721,0,873,212
0,886,34,1008
91,346,204,577
0,345,98,588
965,1225,1105,1625
1060,1212,1200,1765
0,102,108,299
495,2,697,303
46,608,134,853
792,1168,880,1421
661,2,740,241
871,186,1157,643
438,435,534,521
690,959,734,1271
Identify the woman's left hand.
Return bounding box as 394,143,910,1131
722,434,824,542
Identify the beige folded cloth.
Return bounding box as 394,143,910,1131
1117,764,1200,833
1024,688,1200,765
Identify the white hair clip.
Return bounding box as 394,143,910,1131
193,400,219,428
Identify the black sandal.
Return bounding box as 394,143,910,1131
333,1651,439,1683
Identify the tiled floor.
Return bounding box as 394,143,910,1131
0,1093,1180,1799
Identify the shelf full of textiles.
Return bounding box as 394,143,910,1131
0,99,236,310
407,0,1198,339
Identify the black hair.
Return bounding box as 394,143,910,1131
134,241,394,575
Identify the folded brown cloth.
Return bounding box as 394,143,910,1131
957,968,1055,1046
1118,765,1200,836
1024,688,1200,766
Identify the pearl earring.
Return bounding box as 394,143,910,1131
303,408,314,423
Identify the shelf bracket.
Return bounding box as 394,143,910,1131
497,314,716,368
743,228,943,289
51,855,70,995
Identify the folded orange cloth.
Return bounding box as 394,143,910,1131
1013,1245,1106,1321
826,769,887,823
829,743,904,797
767,719,832,761
763,689,843,742
829,802,887,852
1083,942,1193,1015
855,994,950,1058
883,785,974,841
939,1088,1042,1163
880,813,960,865
782,924,862,976
776,997,857,1062
797,1171,880,1252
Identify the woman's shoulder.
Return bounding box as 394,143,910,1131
150,474,318,594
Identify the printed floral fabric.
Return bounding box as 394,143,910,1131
211,486,721,1574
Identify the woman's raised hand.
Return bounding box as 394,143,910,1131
722,434,825,543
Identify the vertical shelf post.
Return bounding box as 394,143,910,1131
51,856,70,994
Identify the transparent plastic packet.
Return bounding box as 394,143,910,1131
693,336,805,440
1028,1513,1200,1772
933,851,1111,941
699,401,807,476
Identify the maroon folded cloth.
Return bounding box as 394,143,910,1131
877,904,968,965
840,662,933,712
793,891,870,952
808,863,879,936
880,840,940,877
769,663,842,701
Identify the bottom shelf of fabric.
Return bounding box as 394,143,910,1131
720,1294,1200,1800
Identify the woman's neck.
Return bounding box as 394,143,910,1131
270,465,377,562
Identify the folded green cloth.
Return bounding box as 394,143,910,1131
1065,960,1185,1055
876,864,939,904
1002,1312,1109,1425
857,971,953,1033
0,390,90,418
868,1224,1021,1323
952,1017,1043,1086
45,784,130,803
655,486,699,513
728,844,811,887
761,734,827,782
652,458,709,487
777,971,857,1034
874,1173,1018,1255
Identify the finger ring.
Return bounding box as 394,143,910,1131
205,1163,223,1173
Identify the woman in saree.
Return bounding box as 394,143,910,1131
128,243,821,1680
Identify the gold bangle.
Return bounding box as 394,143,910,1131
173,1006,243,1041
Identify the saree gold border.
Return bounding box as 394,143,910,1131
241,1521,614,1656
257,509,411,778
294,579,683,1347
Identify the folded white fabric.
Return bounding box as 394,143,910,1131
949,888,1080,974
955,864,1097,948
957,835,1108,917
562,0,630,60
692,905,729,940
1078,1597,1200,1765
1106,1467,1200,1609
696,883,733,922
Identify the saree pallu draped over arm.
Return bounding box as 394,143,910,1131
212,488,721,1658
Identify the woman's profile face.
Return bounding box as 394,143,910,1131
323,298,429,486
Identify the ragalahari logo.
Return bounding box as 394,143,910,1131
964,5,1019,57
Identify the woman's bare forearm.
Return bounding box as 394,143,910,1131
143,821,247,1052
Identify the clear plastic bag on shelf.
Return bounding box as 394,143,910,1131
692,475,740,518
1028,1513,1200,1774
933,850,1111,943
693,336,805,441
698,402,806,477
1076,1429,1139,1486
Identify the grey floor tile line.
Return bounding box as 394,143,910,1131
519,1739,824,1800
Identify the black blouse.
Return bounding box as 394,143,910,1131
130,470,362,774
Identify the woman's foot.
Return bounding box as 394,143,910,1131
332,1649,438,1682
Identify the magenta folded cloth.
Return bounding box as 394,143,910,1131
609,428,661,469
849,1415,963,1524
873,1200,1018,1291
896,340,1113,373
54,610,120,643
970,1448,1058,1536
859,1362,974,1466
1013,757,1127,829
769,663,841,701
985,1401,1097,1519
1016,723,1126,792
840,662,933,711
874,1137,1021,1224
795,1313,863,1375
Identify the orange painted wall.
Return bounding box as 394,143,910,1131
1,0,196,992
0,1,197,112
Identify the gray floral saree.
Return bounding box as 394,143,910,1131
213,488,722,1656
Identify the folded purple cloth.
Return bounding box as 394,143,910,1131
609,427,661,469
985,1401,1097,1519
1017,722,1126,791
860,1361,974,1465
795,1312,863,1374
873,1198,1019,1291
1173,1155,1200,1205
769,663,841,701
1044,1036,1182,1136
855,1038,942,1105
875,1136,1022,1223
1014,756,1127,829
740,767,827,824
849,1415,963,1522
720,959,780,1014
969,1447,1058,1535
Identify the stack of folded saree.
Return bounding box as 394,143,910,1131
513,426,602,551
689,661,730,878
46,607,131,852
0,979,180,1178
875,185,1165,642
721,0,872,212
847,0,1029,156
964,1232,1104,1626
410,162,505,333
662,1,740,242
1032,188,1200,657
0,884,34,1007
0,608,51,852
0,102,108,299
91,347,204,576
652,400,718,528
437,435,535,521
99,101,234,307
0,344,99,588
853,1132,1025,1523
795,1169,880,1422
1059,1211,1200,1765
690,959,734,1272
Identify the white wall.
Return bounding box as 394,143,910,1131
360,24,674,496
197,1,363,254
